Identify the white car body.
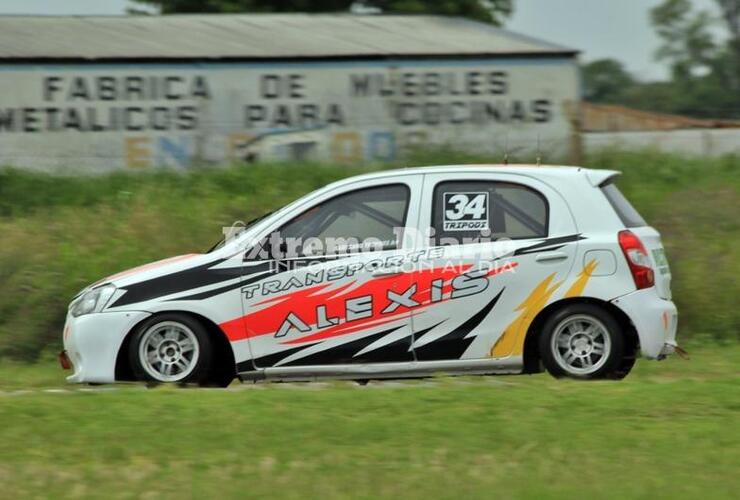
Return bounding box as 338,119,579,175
62,165,678,384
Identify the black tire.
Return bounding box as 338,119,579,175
128,313,214,385
606,353,636,380
538,304,625,380
204,358,236,388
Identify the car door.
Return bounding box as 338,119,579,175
235,176,422,371
411,172,578,361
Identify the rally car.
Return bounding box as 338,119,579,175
60,165,678,386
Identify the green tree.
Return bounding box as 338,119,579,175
649,0,740,118
366,0,513,25
131,0,513,26
580,59,688,117
716,0,740,90
651,0,717,80
581,58,635,103
619,82,682,115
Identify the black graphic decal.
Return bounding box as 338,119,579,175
513,234,585,256
168,279,246,302
237,326,409,372
352,331,414,363
284,326,408,366
236,343,315,372
110,257,245,307
116,257,295,306
415,289,505,361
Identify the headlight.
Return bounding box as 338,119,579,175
70,284,117,317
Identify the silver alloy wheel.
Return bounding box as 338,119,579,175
550,314,612,375
138,321,200,382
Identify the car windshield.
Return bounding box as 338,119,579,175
206,210,274,253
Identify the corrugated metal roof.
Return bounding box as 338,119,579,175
0,14,578,61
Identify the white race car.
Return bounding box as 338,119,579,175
61,165,678,386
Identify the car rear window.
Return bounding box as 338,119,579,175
600,182,646,228
431,180,548,243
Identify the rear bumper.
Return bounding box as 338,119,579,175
62,310,151,383
611,287,678,359
658,342,677,358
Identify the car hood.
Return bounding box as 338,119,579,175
87,248,248,309
92,253,204,289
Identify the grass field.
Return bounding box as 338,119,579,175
1,344,738,499
0,149,738,497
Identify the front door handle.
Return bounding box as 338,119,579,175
372,268,403,277
535,251,568,263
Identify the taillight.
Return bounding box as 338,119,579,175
618,230,654,289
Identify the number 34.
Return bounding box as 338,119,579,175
445,194,487,220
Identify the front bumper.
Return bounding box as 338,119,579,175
62,310,151,383
611,287,678,359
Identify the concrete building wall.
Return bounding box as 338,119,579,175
0,58,579,172
584,129,740,158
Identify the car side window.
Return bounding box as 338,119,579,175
432,180,548,244
279,184,410,255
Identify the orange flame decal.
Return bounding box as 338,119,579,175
563,259,597,298
490,273,563,357
490,259,599,358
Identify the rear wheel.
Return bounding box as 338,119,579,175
539,304,625,379
129,313,213,384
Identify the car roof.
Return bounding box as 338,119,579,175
327,164,620,188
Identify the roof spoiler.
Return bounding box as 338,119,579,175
586,169,621,187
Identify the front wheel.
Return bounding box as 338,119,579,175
538,304,625,379
129,313,213,384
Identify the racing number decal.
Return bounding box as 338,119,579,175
443,192,489,231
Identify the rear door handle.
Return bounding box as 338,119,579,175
535,251,568,263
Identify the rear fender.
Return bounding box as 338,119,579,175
522,297,639,373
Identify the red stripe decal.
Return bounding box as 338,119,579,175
220,262,517,344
